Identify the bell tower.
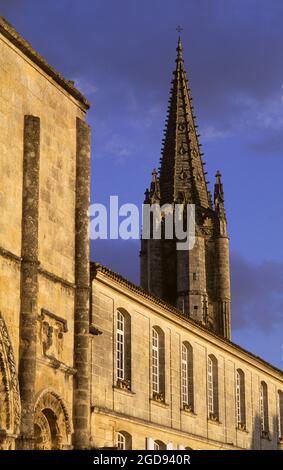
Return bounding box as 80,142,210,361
140,37,231,339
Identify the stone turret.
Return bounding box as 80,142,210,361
140,37,231,339
213,171,231,338
140,170,163,298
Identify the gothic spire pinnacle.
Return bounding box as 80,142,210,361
176,36,183,62
214,170,227,234
159,37,210,208
150,168,160,203
144,168,160,204
214,170,225,212
152,167,158,182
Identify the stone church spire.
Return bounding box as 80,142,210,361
159,37,210,208
140,37,231,339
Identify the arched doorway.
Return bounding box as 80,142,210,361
0,312,21,449
34,389,71,450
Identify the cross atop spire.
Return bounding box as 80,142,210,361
158,37,210,208
176,26,184,61
176,25,183,35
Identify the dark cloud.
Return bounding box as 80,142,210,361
231,252,283,330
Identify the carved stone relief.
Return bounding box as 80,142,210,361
0,312,21,448
38,309,67,360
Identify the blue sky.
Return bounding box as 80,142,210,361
1,0,283,368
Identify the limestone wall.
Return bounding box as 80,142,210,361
0,23,87,445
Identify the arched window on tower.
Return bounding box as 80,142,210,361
181,342,194,412
260,381,269,437
277,390,283,441
116,309,131,390
236,369,246,430
151,326,165,402
207,354,219,421
117,431,132,450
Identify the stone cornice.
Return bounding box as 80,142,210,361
89,324,103,336
37,356,76,376
38,266,75,290
0,247,75,290
0,16,90,110
0,246,21,264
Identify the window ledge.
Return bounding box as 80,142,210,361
180,404,196,416
113,385,136,396
236,425,249,433
150,398,169,408
260,431,271,441
181,407,197,416
207,417,221,425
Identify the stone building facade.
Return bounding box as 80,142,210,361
0,17,282,451
90,265,283,450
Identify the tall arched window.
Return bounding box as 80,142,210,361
116,309,131,389
117,431,132,450
278,390,283,440
260,381,269,436
152,326,165,401
207,354,219,421
236,369,246,430
116,310,125,381
181,342,194,411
